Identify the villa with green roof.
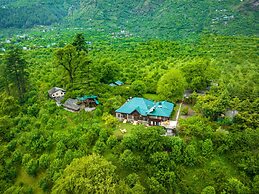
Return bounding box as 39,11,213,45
115,97,174,126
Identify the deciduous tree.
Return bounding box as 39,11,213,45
54,44,89,84
131,80,147,96
201,186,216,194
181,58,216,91
52,154,117,194
157,69,186,102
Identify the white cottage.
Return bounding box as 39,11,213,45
48,87,66,100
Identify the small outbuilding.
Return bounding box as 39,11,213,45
115,80,124,86
225,110,238,119
109,80,124,87
109,83,117,87
63,98,80,112
77,95,99,107
48,87,66,99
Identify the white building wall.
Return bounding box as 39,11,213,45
52,90,65,98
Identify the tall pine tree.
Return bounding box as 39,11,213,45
72,33,87,52
4,47,28,101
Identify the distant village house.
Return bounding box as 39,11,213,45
109,80,124,87
225,109,238,120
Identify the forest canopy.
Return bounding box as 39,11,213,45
0,32,258,193
0,1,258,191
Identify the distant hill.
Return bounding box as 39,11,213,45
0,0,77,28
0,0,258,39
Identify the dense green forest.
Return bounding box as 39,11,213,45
0,30,258,193
0,0,258,193
0,0,258,39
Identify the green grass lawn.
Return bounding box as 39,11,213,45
113,123,136,139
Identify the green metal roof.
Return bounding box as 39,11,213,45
115,80,124,85
78,95,99,104
109,83,117,87
78,95,98,101
94,99,100,105
116,97,174,118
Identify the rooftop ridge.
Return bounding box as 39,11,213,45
116,97,174,118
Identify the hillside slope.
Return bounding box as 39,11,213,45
0,0,258,39
0,0,78,28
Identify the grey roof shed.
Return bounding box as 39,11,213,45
63,98,80,112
